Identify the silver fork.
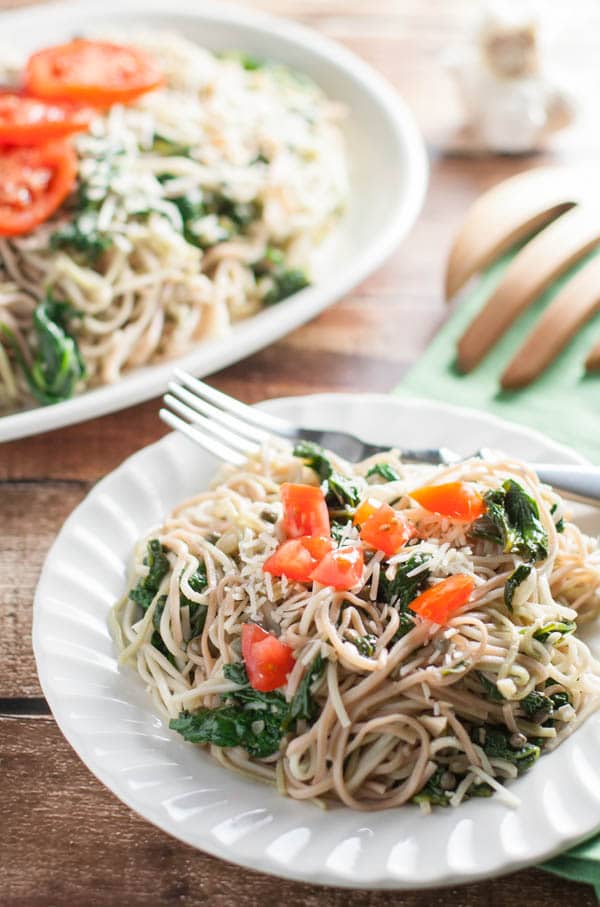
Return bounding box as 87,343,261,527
160,369,600,506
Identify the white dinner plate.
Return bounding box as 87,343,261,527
0,0,427,443
33,394,600,889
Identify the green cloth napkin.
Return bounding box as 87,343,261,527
394,250,600,897
396,248,600,463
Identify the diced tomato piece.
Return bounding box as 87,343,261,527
263,539,315,583
263,536,334,583
0,93,93,146
353,497,381,525
359,503,414,556
280,483,330,538
410,482,486,521
409,574,475,624
241,623,295,692
310,545,364,591
0,141,77,237
25,39,164,108
300,535,335,561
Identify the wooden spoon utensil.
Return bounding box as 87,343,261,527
446,166,600,387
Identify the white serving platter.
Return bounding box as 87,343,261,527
0,0,427,442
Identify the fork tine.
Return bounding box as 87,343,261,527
172,368,295,435
445,166,580,300
159,409,246,465
457,205,600,372
163,394,260,455
168,380,271,443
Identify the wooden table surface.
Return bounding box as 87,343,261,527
2,1,600,905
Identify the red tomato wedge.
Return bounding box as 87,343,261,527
310,545,364,591
241,623,295,692
25,40,165,108
0,93,93,146
409,574,475,624
0,141,77,237
280,483,330,539
410,482,486,522
353,497,381,526
263,536,334,583
359,503,414,556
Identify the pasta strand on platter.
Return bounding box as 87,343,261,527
0,31,347,411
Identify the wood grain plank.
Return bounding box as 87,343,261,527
0,484,88,697
1,717,595,907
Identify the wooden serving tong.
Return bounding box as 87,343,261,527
445,166,600,387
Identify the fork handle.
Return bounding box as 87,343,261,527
533,463,600,506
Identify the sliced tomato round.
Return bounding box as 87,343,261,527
410,482,486,522
0,93,93,146
241,623,295,692
263,536,334,583
0,141,77,237
280,483,330,539
310,545,364,591
409,574,475,624
25,39,165,108
359,503,414,556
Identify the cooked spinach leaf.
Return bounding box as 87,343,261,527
210,191,260,228
504,564,532,611
520,690,553,719
171,190,204,225
152,594,166,632
391,611,417,642
477,726,540,772
129,540,170,610
477,671,504,703
263,268,309,306
292,440,360,507
152,134,193,157
330,520,350,545
469,782,494,799
169,705,282,757
170,662,287,758
282,654,325,731
549,690,571,711
325,472,361,509
171,654,325,757
50,214,113,263
3,297,86,406
366,463,400,483
412,767,450,808
379,554,431,611
180,564,209,638
293,440,333,482
218,51,265,71
252,246,285,276
238,54,264,71
353,635,377,657
533,620,576,643
471,479,548,562
550,503,565,533
149,595,176,665
412,767,492,809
